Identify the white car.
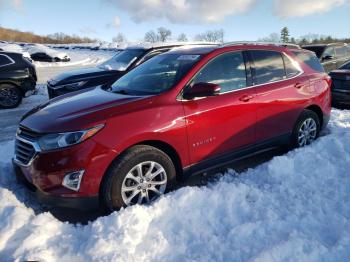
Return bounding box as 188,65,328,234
0,43,32,62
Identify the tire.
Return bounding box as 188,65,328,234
291,109,320,148
0,84,22,109
100,145,177,211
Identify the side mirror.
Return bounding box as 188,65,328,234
183,82,221,100
322,55,334,61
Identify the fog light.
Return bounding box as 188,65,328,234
62,170,85,191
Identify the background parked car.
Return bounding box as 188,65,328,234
47,42,216,99
0,43,32,62
329,60,350,107
302,43,350,72
26,44,70,62
0,51,37,109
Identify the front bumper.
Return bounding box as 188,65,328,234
13,161,99,210
13,134,117,210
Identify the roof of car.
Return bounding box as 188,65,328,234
167,42,302,56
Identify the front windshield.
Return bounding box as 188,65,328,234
110,53,202,95
99,49,145,71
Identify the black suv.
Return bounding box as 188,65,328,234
302,43,350,73
47,43,216,99
0,52,37,109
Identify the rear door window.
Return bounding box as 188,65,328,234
293,51,325,73
250,50,285,85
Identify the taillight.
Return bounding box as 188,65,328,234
325,75,332,88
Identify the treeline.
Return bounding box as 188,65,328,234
262,27,350,45
0,27,98,44
144,27,225,43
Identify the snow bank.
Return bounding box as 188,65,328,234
0,109,350,261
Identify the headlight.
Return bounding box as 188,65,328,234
38,124,104,151
50,80,87,90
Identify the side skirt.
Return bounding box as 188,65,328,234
183,133,291,177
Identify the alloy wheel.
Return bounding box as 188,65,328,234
297,118,317,147
121,161,167,206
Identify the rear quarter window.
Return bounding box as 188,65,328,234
282,54,302,78
293,51,325,73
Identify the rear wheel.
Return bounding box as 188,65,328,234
291,109,320,148
0,84,22,109
100,145,176,211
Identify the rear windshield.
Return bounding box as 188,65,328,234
302,46,325,58
293,51,325,73
99,49,146,71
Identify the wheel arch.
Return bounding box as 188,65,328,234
100,139,184,193
0,81,24,96
135,140,184,179
305,104,323,127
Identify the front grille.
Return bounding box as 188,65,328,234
18,126,40,141
15,126,41,166
15,139,36,165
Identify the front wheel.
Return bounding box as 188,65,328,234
0,84,22,109
291,109,320,148
100,145,176,211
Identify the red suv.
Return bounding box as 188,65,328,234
13,43,331,211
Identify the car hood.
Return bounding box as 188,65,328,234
329,69,350,80
49,67,121,86
20,87,148,133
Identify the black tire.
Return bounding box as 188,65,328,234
291,109,320,148
100,145,177,211
0,84,22,109
53,57,60,62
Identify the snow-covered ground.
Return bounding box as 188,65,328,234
0,109,349,260
33,49,114,68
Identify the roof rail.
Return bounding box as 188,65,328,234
221,41,301,49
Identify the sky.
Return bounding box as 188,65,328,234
0,0,349,42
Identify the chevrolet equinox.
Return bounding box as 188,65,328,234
13,43,331,211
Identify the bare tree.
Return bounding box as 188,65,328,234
157,27,172,42
258,33,280,43
177,33,188,42
144,30,158,43
195,29,224,43
113,33,126,44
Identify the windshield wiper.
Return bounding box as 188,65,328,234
113,89,129,95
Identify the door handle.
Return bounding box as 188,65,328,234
239,95,253,102
294,83,304,89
